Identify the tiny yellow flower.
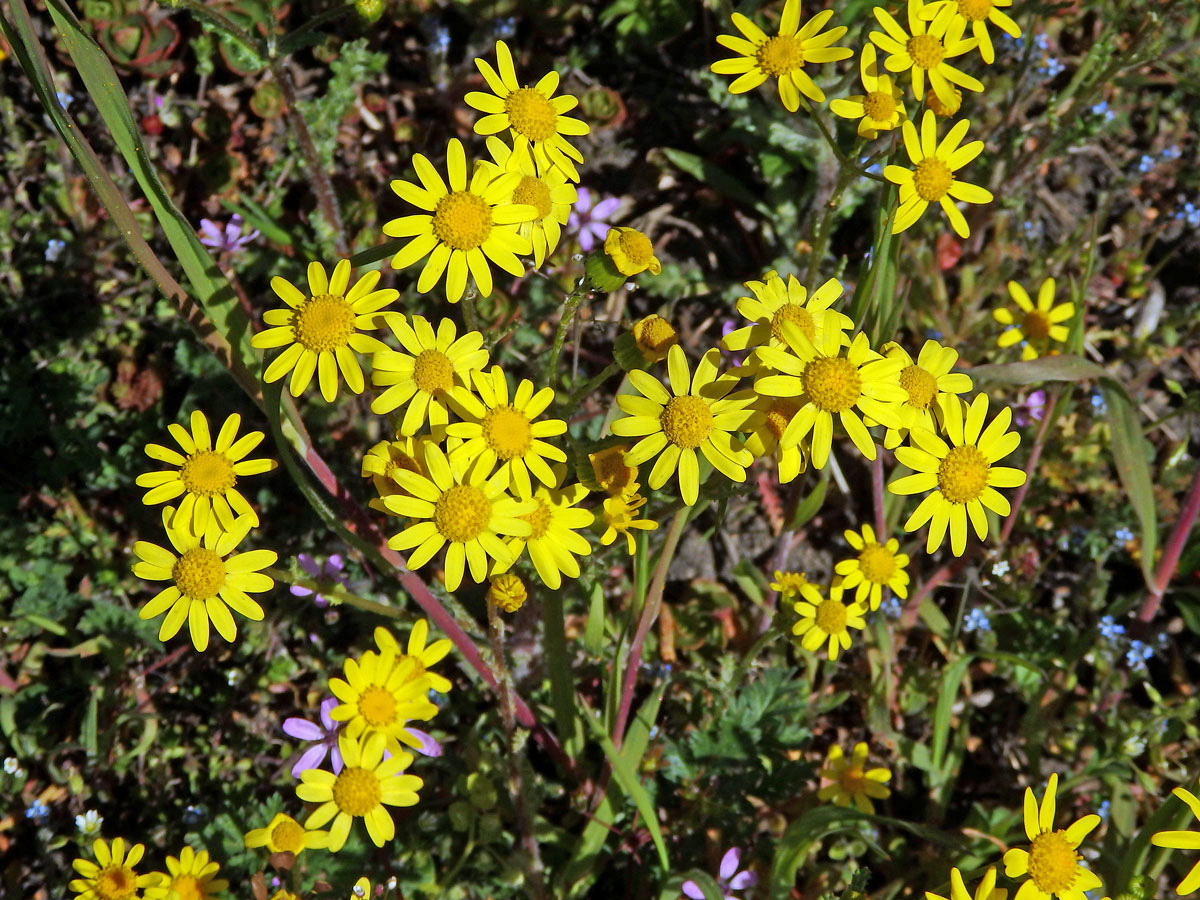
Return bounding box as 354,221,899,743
488,572,529,612
480,135,577,268
69,837,162,900
927,867,1008,900
329,650,439,757
834,524,910,610
771,570,822,604
361,434,440,513
744,394,810,483
817,741,892,812
599,486,658,555
496,480,594,590
1151,779,1200,895
994,278,1074,360
632,314,678,362
926,86,963,117
869,0,983,108
711,0,852,110
253,260,397,402
589,444,638,495
884,111,993,238
144,846,229,900
879,339,974,449
244,813,330,856
829,46,907,139
1003,774,1103,900
720,272,852,361
605,227,661,277
792,577,866,661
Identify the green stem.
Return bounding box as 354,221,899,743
566,361,621,410
168,0,262,59
805,158,860,286
264,566,400,618
544,284,590,390
799,96,849,167
461,295,481,334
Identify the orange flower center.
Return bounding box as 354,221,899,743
863,90,897,122
1023,309,1052,340
802,356,862,412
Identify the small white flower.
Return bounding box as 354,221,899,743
991,560,1010,577
76,810,103,836
3,757,23,777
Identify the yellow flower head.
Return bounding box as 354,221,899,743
136,411,276,536
244,813,330,857
869,0,983,108
297,733,423,852
612,345,755,506
1151,779,1200,895
384,446,536,591
589,444,638,495
370,618,454,694
143,846,229,900
721,272,853,362
632,314,678,362
755,324,907,470
481,136,577,268
70,837,162,900
771,570,823,604
370,315,490,434
926,86,963,117
1003,774,1103,900
744,394,810,483
599,487,659,555
488,572,529,613
464,40,591,182
927,867,1008,900
330,648,439,757
817,741,893,812
362,434,442,513
921,0,1022,65
834,524,910,610
383,138,537,302
711,0,852,109
994,278,1074,360
792,577,867,660
253,260,397,402
885,111,993,238
829,45,908,139
605,227,661,277
132,509,276,651
447,365,569,498
889,393,1027,556
879,339,974,450
496,479,594,589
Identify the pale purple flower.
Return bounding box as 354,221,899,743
1014,389,1047,427
682,847,757,900
198,214,259,253
406,728,443,757
282,697,343,777
291,553,346,608
569,187,620,251
720,319,746,368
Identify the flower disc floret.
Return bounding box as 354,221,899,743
358,686,398,728
771,303,815,342
907,33,945,67
172,549,226,601
958,0,994,19
900,364,939,408
431,191,493,250
605,227,661,276
660,396,714,449
938,445,990,503
863,91,898,120
1027,831,1080,894
1023,309,1052,340
412,349,456,393
802,357,862,412
179,451,236,497
434,485,493,543
757,34,805,75
913,158,954,201
513,175,553,218
504,88,559,141
482,406,533,459
332,766,383,817
633,314,678,360
814,598,848,633
859,544,897,583
294,294,357,351
765,399,800,439
521,499,554,540
270,818,305,854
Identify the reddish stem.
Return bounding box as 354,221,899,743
1000,386,1060,545
1139,465,1200,622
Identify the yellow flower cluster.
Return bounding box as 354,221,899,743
132,411,278,651
70,838,229,900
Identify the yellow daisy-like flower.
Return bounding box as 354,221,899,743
928,867,1008,900
632,314,677,362
384,446,535,591
482,136,577,268
921,0,1022,65
143,846,229,900
465,40,590,181
792,577,867,661
1003,774,1103,900
132,510,276,651
994,278,1074,361
771,569,823,604
496,480,594,590
383,138,536,302
879,339,974,449
136,411,277,536
599,486,659,554
371,315,489,434
298,733,423,852
711,0,852,109
447,365,568,498
1151,779,1200,895
244,813,329,856
755,326,907,469
361,434,441,513
834,524,910,610
330,650,439,756
744,394,809,483
612,345,754,506
589,444,638,495
889,393,1027,556
721,272,853,361
487,572,529,612
70,837,161,900
869,0,983,108
253,260,397,402
370,619,454,694
817,741,893,812
884,111,993,238
829,46,908,139
926,86,964,117
605,227,661,277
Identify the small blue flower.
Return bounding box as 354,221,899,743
1137,154,1155,174
1098,799,1111,820
925,328,944,341
182,803,206,825
45,239,66,262
1177,202,1200,228
1114,527,1134,543
963,608,991,634
1090,101,1115,123
1034,34,1049,51
1162,145,1182,161
880,596,902,618
1125,640,1152,670
1098,615,1125,642
1042,57,1064,78
56,91,74,110
25,799,50,824
1090,390,1106,412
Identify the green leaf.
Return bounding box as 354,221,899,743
81,690,99,758
585,582,606,657
969,355,1109,386
661,147,766,212
931,654,973,775
1100,380,1158,587
542,589,579,757
787,471,828,531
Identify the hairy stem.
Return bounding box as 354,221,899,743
545,284,590,390
1139,465,1200,623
